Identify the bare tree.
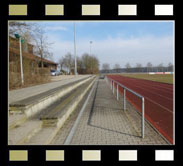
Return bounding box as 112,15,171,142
81,53,90,73
136,63,142,72
9,22,31,36
62,53,74,74
76,57,83,74
146,62,153,72
90,55,99,74
33,27,53,68
58,57,65,71
157,63,164,72
113,63,121,73
9,22,36,43
125,63,131,73
168,62,173,72
102,63,110,73
9,22,54,68
80,53,99,74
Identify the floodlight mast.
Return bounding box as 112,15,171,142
90,41,93,74
74,22,77,75
90,41,92,55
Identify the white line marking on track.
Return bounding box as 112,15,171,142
133,84,172,101
145,97,173,114
117,76,173,90
117,80,173,101
125,79,173,94
120,89,173,114
111,77,173,113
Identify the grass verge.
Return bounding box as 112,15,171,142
118,73,173,84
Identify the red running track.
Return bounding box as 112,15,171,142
107,75,173,144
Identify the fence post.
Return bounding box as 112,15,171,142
141,97,145,138
117,84,119,100
124,88,126,111
111,80,112,90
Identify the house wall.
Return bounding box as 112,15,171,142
9,36,33,54
9,36,57,70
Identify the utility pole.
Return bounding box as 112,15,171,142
74,22,77,75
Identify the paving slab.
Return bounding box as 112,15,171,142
52,79,168,145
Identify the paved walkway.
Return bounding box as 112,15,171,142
52,79,168,145
9,75,91,104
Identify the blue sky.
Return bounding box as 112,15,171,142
36,21,174,69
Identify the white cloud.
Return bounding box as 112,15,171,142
48,35,174,69
45,26,68,31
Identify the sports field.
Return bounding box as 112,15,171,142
117,73,173,84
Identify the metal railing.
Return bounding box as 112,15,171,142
106,76,145,138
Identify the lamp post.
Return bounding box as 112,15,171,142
90,41,93,74
90,41,92,55
15,34,24,85
73,22,77,75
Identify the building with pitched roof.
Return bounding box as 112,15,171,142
9,36,58,71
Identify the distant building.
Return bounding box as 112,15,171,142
9,36,58,70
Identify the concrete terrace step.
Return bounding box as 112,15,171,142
23,127,58,145
9,75,92,104
8,113,27,129
9,76,94,117
8,120,42,145
40,79,94,121
24,78,96,145
8,75,95,145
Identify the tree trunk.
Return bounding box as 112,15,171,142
41,54,43,68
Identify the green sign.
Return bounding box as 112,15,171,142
21,39,25,44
